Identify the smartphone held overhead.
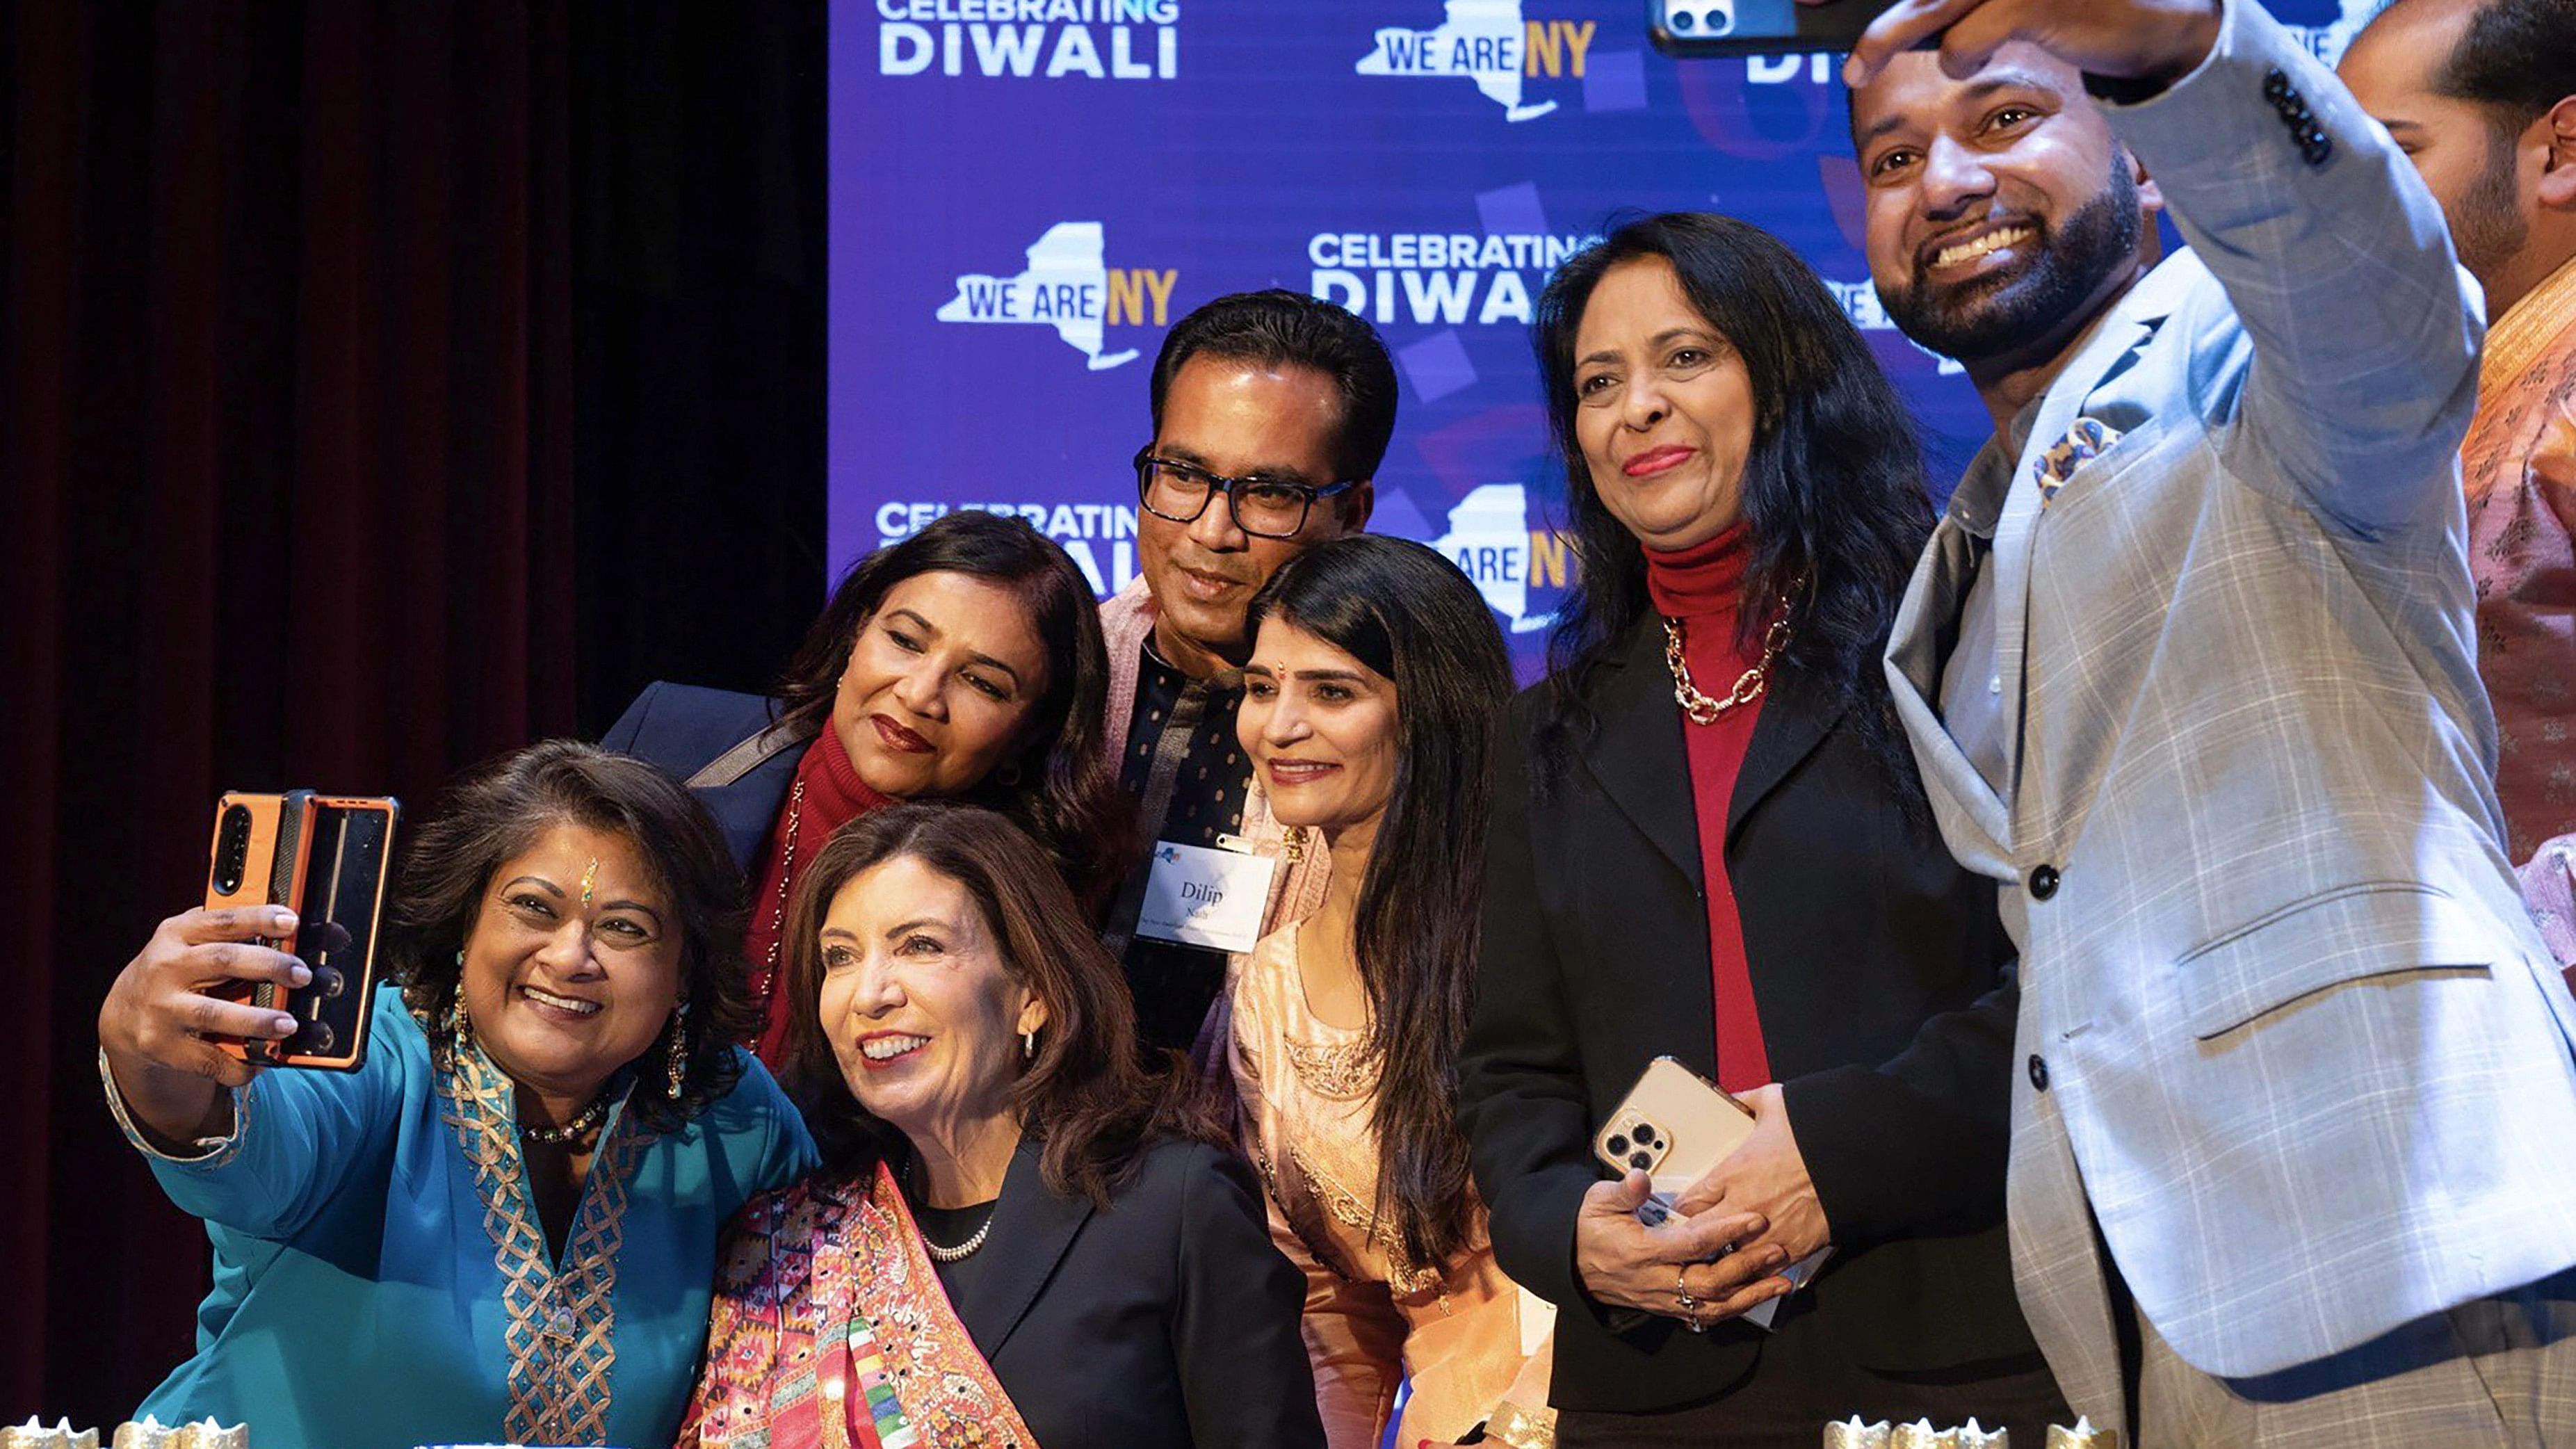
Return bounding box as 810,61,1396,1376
1649,0,1897,56
204,790,399,1071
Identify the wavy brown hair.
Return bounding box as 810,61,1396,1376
775,803,1217,1206
388,740,756,1134
770,510,1135,917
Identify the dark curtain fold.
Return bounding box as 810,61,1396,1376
1,0,816,1423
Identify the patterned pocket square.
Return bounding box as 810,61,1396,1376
2033,416,2123,505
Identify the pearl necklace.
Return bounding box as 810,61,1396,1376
906,1159,1000,1262
921,1208,998,1263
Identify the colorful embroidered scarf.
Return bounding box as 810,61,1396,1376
678,1163,1039,1449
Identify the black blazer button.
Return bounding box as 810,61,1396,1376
2029,1054,2050,1091
2029,863,2060,900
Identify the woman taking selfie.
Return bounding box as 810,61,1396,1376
1226,535,1552,1449
679,804,1322,1449
606,509,1133,1062
1457,213,2067,1444
98,741,816,1449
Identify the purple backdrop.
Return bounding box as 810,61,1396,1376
830,0,2375,679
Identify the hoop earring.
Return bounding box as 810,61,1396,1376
1021,1028,1037,1062
665,1005,689,1101
996,759,1024,789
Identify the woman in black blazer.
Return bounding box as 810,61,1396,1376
680,802,1321,1449
1457,214,2068,1444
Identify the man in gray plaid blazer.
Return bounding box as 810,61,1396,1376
1845,0,2576,1439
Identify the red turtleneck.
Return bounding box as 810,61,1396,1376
741,720,893,1064
1644,522,1774,1095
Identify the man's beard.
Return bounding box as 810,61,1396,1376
1880,161,2144,367
2449,124,2528,307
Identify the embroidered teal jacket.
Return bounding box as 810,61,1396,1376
120,991,816,1449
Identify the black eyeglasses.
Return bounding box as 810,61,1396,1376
1133,447,1361,540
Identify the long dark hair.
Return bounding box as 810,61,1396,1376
1242,536,1514,1271
1532,212,1932,790
770,510,1133,915
389,740,756,1135
776,803,1220,1207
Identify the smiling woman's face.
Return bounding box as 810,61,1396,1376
1236,617,1399,837
829,570,1051,800
457,820,681,1112
814,855,1045,1148
1570,256,1758,552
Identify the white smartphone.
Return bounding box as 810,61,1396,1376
1595,1056,1832,1330
1595,1055,1757,1227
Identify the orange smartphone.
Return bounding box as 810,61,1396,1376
1595,1056,1757,1227
203,790,400,1070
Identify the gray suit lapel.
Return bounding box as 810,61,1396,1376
1888,518,2016,873
1984,260,2189,808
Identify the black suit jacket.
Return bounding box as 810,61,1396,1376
603,681,811,871
1458,617,2041,1414
959,1134,1324,1449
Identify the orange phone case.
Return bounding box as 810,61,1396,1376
202,790,398,1070
204,791,318,1062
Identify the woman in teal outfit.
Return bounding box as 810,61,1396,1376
97,741,817,1449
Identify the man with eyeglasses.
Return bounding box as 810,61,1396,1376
1099,289,1393,1053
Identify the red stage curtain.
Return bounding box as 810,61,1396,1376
1,0,576,1421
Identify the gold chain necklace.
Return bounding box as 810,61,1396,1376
754,779,807,1019
1662,612,1790,725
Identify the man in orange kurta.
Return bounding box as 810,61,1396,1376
2344,0,2576,978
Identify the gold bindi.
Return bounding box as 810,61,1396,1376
578,857,601,908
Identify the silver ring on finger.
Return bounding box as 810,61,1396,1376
1674,1265,1706,1334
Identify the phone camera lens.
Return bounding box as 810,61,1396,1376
313,966,346,998
1628,1150,1653,1170
1630,1120,1655,1143
1671,9,1695,29
299,1021,335,1053
213,805,253,896
1607,1133,1630,1155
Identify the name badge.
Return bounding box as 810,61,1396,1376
1135,839,1276,953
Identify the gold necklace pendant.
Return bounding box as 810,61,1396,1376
1662,613,1790,725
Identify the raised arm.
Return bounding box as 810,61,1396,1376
101,916,405,1240
1852,0,2480,535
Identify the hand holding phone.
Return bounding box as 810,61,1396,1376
99,904,310,1147
1594,1056,1760,1224
1571,1169,1789,1328
202,791,398,1071
1570,1059,1791,1327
